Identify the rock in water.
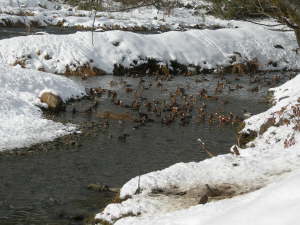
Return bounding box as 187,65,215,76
40,92,63,112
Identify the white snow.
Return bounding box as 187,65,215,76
0,0,57,8
0,0,227,31
0,63,86,151
1,1,300,224
243,75,300,134
0,23,298,75
95,73,300,224
112,169,300,225
58,7,229,31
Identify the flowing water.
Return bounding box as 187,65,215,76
0,71,294,225
0,26,79,40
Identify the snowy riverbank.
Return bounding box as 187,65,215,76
0,0,226,31
0,1,299,224
0,64,86,151
95,74,300,225
0,22,299,76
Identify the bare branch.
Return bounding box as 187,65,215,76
243,19,283,27
104,0,161,13
267,28,294,32
197,138,215,158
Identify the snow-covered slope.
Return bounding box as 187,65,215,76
0,0,59,8
0,23,298,75
0,64,85,151
95,73,300,224
243,74,300,134
112,169,300,225
59,7,227,31
0,0,222,30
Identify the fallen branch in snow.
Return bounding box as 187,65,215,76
242,19,283,27
135,174,142,194
267,28,294,32
197,138,215,158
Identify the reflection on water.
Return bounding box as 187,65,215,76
0,26,79,40
0,72,293,225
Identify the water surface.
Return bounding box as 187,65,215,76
0,72,292,225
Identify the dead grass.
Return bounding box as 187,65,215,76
2,11,35,16
222,58,260,75
12,56,29,68
259,117,276,135
65,63,106,77
44,54,52,60
237,130,257,148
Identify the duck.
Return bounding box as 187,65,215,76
205,95,219,101
199,88,207,98
118,133,130,142
228,86,235,92
235,84,243,89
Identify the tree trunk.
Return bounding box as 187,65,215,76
277,0,300,46
295,29,300,47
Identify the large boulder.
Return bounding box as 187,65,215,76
40,92,64,112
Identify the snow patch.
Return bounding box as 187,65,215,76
0,25,298,75
0,63,86,151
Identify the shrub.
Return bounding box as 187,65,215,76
208,0,276,19
64,0,103,10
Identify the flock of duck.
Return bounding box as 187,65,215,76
70,72,291,132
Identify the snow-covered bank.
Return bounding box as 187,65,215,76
0,64,86,151
0,7,219,31
95,73,300,224
0,0,227,31
0,0,58,8
59,7,228,32
0,23,299,76
101,169,300,225
243,74,300,136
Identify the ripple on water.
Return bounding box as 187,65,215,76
0,72,294,225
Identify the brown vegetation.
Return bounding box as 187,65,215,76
65,63,106,77
259,117,276,135
222,58,260,75
237,130,258,148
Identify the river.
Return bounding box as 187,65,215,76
0,71,293,225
